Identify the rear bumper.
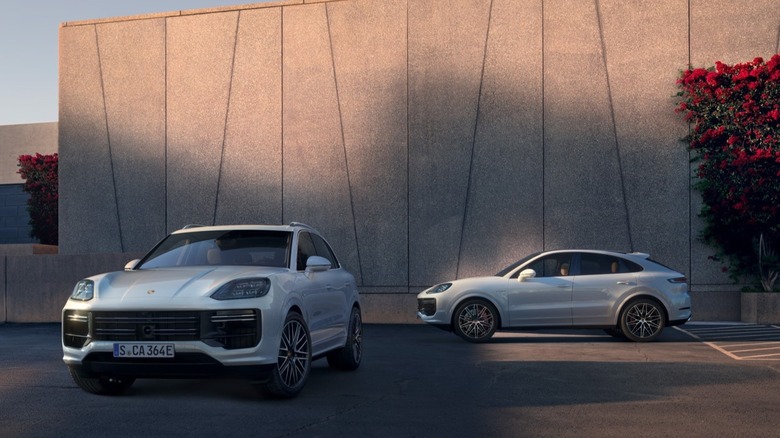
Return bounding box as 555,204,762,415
668,314,691,327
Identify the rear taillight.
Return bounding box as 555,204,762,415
667,277,687,284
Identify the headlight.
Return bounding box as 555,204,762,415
211,278,271,300
70,280,94,301
426,283,452,294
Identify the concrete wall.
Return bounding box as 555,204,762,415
0,253,141,323
56,0,780,320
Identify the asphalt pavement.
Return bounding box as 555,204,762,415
1,322,779,437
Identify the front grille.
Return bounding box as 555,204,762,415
93,311,200,342
62,309,261,350
418,298,436,316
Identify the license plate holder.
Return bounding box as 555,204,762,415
113,343,175,358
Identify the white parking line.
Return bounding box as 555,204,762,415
674,324,780,360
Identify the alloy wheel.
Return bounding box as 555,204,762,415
277,318,310,388
457,302,495,340
624,301,662,339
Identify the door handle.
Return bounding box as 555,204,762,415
617,281,635,285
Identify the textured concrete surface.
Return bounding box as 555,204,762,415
215,7,283,226
690,290,741,322
59,24,122,253
408,0,492,286
96,19,167,253
457,0,543,280
55,0,780,321
741,293,780,324
543,0,630,252
282,4,361,284
328,0,409,286
167,12,238,231
3,253,143,323
0,244,57,256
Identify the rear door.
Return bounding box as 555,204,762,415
571,253,640,325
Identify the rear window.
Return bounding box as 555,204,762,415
579,253,642,275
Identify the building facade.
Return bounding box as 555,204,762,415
57,0,780,319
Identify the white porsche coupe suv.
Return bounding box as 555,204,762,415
62,223,362,398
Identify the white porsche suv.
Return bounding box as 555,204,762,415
62,223,362,398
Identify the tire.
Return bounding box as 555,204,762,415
619,298,665,342
603,328,626,339
68,367,135,395
327,307,363,371
258,312,311,398
453,299,498,343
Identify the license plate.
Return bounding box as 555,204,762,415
113,343,175,358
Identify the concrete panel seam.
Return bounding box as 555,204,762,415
214,12,242,226
164,18,169,234
405,0,410,290
687,0,692,279
456,0,494,279
541,0,546,250
94,25,125,252
594,0,633,251
687,0,692,68
281,8,286,223
775,23,779,54
325,3,364,282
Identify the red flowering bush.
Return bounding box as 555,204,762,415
677,55,780,289
17,153,58,245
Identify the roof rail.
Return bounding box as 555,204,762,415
182,224,206,229
289,222,316,231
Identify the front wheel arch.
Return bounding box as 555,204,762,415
449,295,504,330
451,298,501,343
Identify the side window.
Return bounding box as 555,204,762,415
296,232,317,271
311,234,340,268
516,253,573,278
579,253,641,275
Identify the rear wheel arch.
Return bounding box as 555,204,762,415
618,295,668,342
617,294,669,325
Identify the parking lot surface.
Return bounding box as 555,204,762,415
1,323,779,437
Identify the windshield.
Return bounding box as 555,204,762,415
137,230,292,269
494,252,541,277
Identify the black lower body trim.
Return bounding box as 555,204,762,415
72,352,275,380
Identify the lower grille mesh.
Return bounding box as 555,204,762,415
63,309,261,350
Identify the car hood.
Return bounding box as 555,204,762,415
421,276,510,296
90,266,288,303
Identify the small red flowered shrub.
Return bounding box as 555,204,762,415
677,55,780,287
17,153,58,245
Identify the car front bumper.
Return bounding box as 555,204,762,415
62,307,283,379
